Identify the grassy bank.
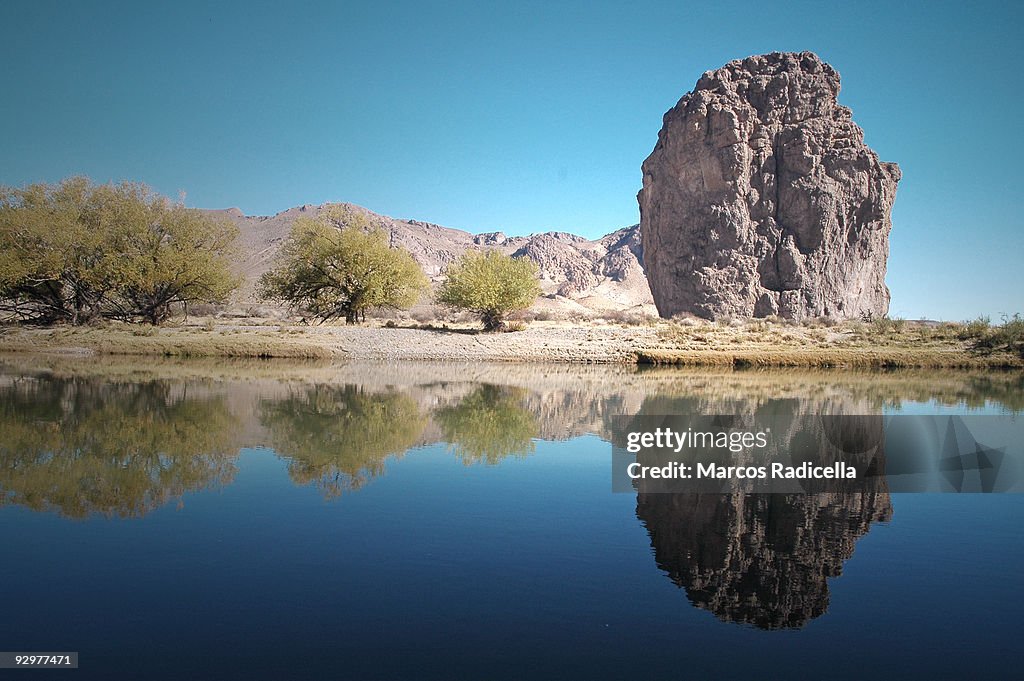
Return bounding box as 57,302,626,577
0,324,337,359
639,317,1024,368
634,348,1020,369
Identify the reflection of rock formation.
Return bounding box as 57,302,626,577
259,385,426,497
1,359,1020,520
629,393,892,627
637,492,891,629
433,384,539,464
0,376,239,518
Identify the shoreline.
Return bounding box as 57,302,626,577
0,320,1020,369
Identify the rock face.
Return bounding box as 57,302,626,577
639,52,900,320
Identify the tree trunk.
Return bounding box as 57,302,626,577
481,310,505,332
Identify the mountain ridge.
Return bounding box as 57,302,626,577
205,202,654,314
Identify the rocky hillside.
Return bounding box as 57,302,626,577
205,203,653,315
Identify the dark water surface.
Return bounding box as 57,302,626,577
0,358,1021,680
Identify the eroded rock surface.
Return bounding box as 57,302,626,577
639,51,900,320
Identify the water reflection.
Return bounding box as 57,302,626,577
0,359,1019,631
637,492,892,629
434,384,538,464
623,392,894,628
259,385,426,497
0,375,238,518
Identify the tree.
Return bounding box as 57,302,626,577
0,177,240,325
436,250,541,331
109,203,240,325
257,210,428,323
0,177,129,324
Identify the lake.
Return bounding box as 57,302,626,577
1,358,1021,680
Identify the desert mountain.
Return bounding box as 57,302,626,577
204,203,653,315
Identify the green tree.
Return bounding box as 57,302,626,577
257,210,428,323
108,203,240,324
436,250,541,331
0,177,240,325
0,177,130,324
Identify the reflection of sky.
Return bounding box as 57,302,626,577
1,439,1022,679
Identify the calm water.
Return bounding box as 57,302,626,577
0,358,1022,680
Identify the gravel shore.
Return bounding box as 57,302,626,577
0,320,1018,368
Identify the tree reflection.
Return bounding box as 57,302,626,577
433,384,539,464
0,376,239,518
259,385,426,497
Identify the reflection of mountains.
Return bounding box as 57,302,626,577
638,492,892,629
0,360,1016,516
1,360,1012,630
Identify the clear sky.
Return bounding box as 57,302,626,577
1,0,1020,320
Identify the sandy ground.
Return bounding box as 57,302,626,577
0,318,1019,368
305,324,661,362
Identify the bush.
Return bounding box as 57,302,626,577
968,314,1024,358
410,309,435,324
0,177,240,325
601,309,658,326
258,209,428,324
960,316,992,340
436,250,541,331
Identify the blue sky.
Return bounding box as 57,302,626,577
1,0,1020,320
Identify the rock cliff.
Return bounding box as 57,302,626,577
638,51,900,320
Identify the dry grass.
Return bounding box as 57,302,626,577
635,349,1021,369
642,317,1023,368
0,324,336,359
0,315,1021,368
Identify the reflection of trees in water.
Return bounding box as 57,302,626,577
433,384,539,465
259,385,426,497
0,376,239,518
637,492,892,629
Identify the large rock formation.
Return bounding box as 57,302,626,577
639,51,900,320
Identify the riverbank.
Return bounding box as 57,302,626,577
1,318,1020,368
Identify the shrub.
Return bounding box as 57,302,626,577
0,177,240,325
436,250,541,331
960,316,992,339
258,209,428,324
